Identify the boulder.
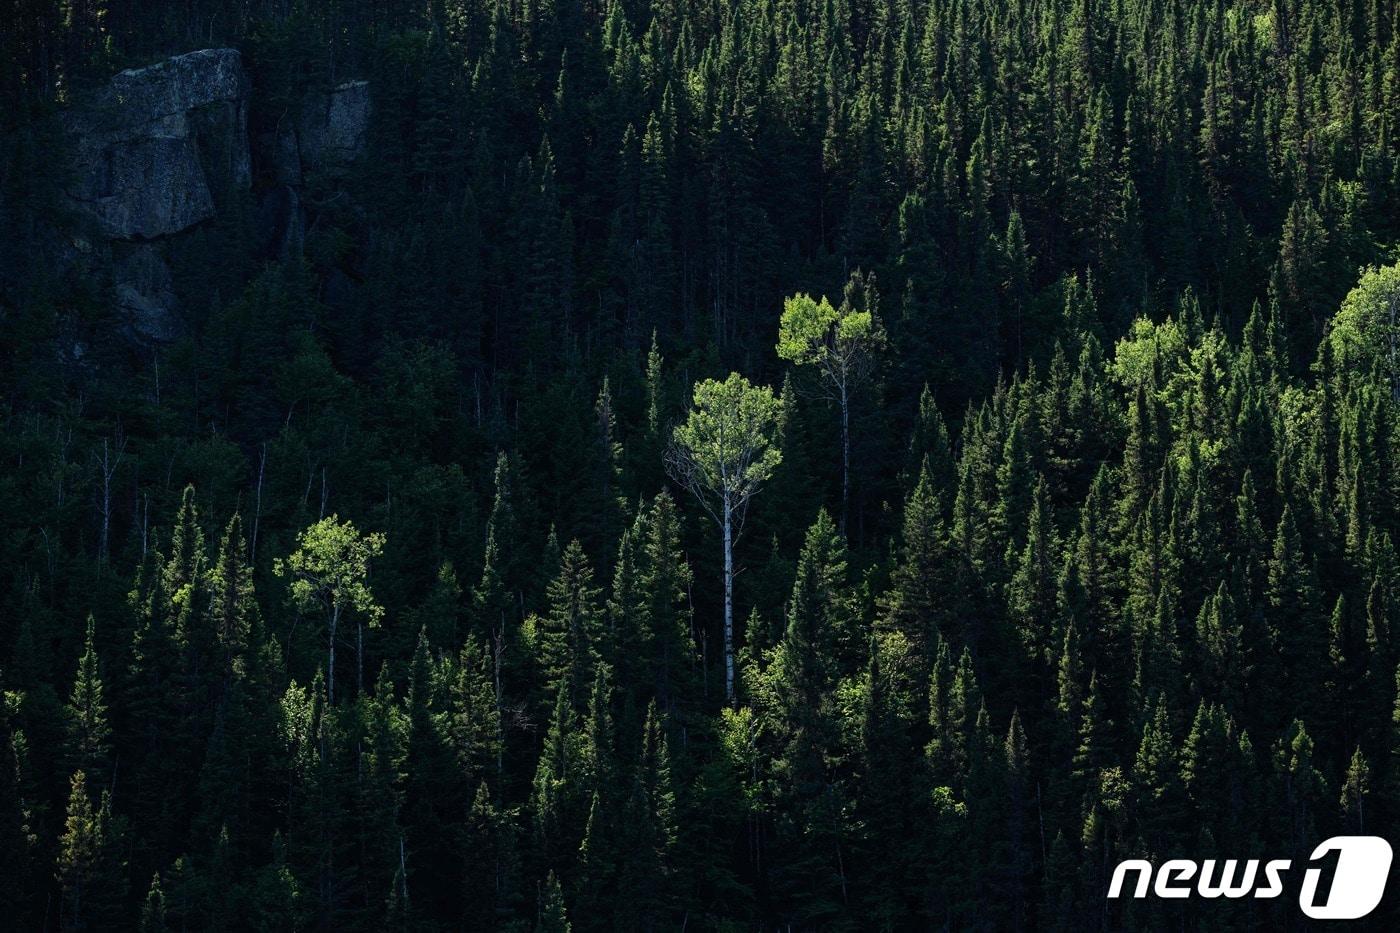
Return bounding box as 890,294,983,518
62,48,251,240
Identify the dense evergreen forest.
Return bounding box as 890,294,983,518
6,0,1400,927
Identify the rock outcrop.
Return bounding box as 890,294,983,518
48,47,370,342
56,48,252,343
62,48,251,240
260,79,371,256
298,79,371,170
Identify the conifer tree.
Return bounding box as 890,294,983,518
1340,746,1372,833
533,683,588,874
451,635,503,787
164,486,207,617
1132,699,1185,856
207,515,256,681
538,539,603,710
1000,709,1034,922
402,629,463,920
590,378,627,557
606,527,646,692
1072,671,1112,800
65,615,110,781
0,668,33,918
57,770,127,931
882,462,954,664
615,701,677,929
538,870,571,932
904,386,956,501
140,874,167,933
853,639,913,925
1007,475,1059,690
1268,506,1325,722
476,454,518,645
639,492,694,720
1196,584,1245,711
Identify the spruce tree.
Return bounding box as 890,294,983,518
0,669,33,918
56,770,127,931
65,615,110,782
538,539,603,710
639,492,694,721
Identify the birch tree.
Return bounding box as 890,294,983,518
778,272,886,531
1327,262,1400,398
93,433,126,565
667,373,782,704
276,516,385,704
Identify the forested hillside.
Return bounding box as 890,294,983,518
4,0,1400,928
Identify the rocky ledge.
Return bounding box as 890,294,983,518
51,48,371,343
62,48,252,240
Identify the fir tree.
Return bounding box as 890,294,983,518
56,771,127,931
538,539,603,710
65,615,110,781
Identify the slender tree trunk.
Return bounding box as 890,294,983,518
329,601,340,704
96,435,124,565
251,442,266,563
99,439,111,564
723,499,735,704
357,619,363,699
494,626,505,779
840,386,850,534
1389,293,1398,401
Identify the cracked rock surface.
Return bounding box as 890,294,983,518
62,48,252,240
50,47,370,343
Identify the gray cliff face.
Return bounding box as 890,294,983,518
261,79,372,256
52,48,370,343
63,48,252,240
266,78,373,186
298,79,372,170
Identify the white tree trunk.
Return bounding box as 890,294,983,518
329,601,340,704
1389,293,1398,401
251,442,266,562
723,499,735,704
840,386,850,534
